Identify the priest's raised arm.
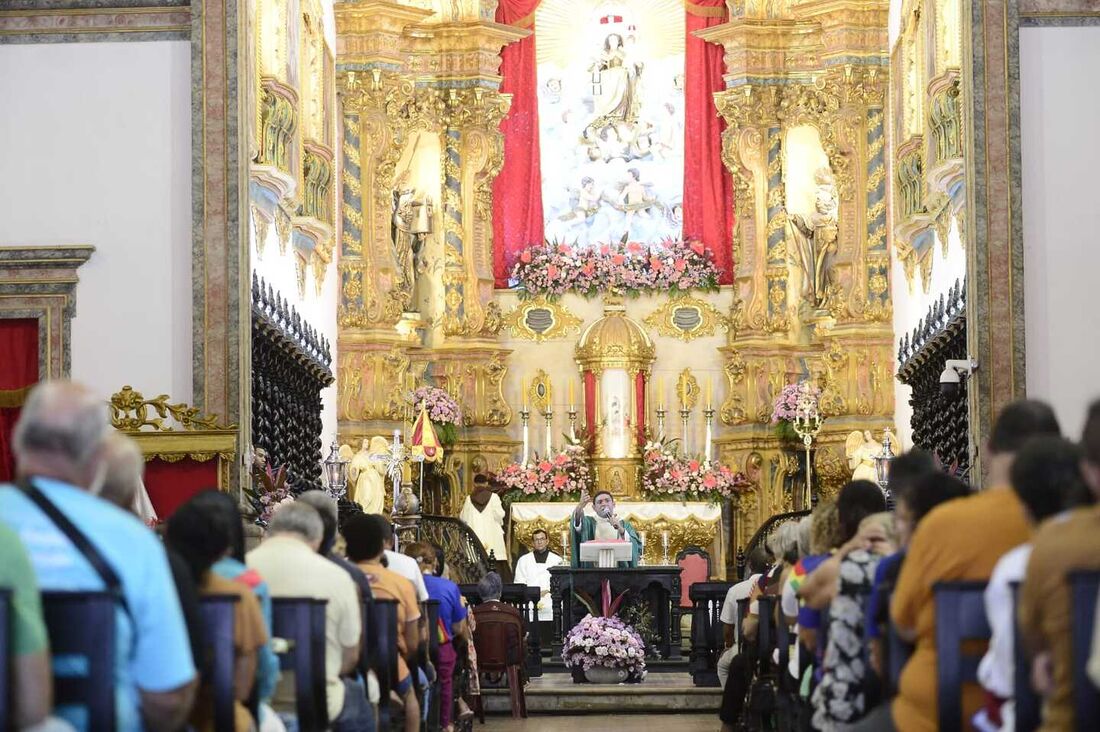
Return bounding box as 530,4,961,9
569,488,640,568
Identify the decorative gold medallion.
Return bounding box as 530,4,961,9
501,296,583,342
643,295,730,341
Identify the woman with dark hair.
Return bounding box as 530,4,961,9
191,490,281,726
166,491,270,732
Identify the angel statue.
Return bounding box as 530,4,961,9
845,430,883,483
345,436,389,514
787,166,839,309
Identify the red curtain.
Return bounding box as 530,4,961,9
634,373,647,446
0,319,39,483
583,371,597,453
683,0,734,284
144,457,221,520
493,0,545,288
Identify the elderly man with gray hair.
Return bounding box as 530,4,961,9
247,500,371,731
0,381,198,731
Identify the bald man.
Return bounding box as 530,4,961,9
0,381,197,731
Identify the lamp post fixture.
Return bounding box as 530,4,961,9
323,439,349,498
874,428,896,504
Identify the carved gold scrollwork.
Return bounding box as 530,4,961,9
110,386,236,432
643,295,730,342
501,297,582,342
677,369,700,411
720,348,748,426
257,79,298,173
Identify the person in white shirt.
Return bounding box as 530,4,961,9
717,546,770,687
375,515,429,602
976,436,1089,732
513,529,563,622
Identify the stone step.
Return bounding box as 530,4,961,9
480,671,721,714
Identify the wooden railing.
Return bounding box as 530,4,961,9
688,581,733,687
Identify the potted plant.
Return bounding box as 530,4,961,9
562,580,648,684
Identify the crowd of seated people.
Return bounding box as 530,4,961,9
0,381,498,732
718,398,1100,732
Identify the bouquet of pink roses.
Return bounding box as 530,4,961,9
641,442,751,502
510,239,722,299
494,443,592,502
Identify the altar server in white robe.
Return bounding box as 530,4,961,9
513,528,562,621
459,473,508,561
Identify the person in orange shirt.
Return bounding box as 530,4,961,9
344,513,423,732
848,400,1060,732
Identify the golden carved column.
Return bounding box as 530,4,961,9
699,1,894,552
403,19,528,513
335,1,433,443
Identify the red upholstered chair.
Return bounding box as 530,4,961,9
676,546,711,609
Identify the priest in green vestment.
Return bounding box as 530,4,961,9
569,488,641,568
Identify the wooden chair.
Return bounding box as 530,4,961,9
1010,582,1040,732
41,592,117,728
199,594,239,732
271,597,328,731
471,602,527,720
676,546,712,610
934,581,990,732
1069,571,1100,729
367,598,400,729
0,589,10,729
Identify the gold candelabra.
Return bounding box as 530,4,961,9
791,382,823,510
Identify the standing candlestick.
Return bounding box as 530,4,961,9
561,529,570,562
704,406,715,464
791,382,824,510
568,406,578,441
520,406,531,465
679,408,691,456
639,530,647,566
661,529,670,565
655,406,667,441
544,407,554,457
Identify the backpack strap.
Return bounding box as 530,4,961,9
16,477,135,625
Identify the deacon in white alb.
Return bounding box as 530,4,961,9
513,528,562,621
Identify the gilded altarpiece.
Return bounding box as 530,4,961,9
700,1,896,550
335,1,526,513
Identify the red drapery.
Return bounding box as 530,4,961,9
583,371,597,453
144,457,221,520
493,0,545,288
683,0,734,284
0,319,39,483
634,373,647,446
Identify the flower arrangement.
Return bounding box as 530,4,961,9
495,443,593,502
244,452,294,527
409,385,463,445
562,580,647,682
641,441,751,502
771,381,820,443
510,239,722,299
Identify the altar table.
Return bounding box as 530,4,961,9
548,565,682,660
509,501,725,570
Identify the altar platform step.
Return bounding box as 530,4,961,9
480,671,721,714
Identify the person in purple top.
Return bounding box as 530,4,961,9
404,541,470,732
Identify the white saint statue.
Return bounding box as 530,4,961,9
459,474,508,561
845,430,883,483
512,529,563,621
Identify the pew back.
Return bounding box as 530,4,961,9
1069,570,1100,729
933,581,990,732
0,589,10,731
42,591,117,729
199,594,239,732
271,597,328,731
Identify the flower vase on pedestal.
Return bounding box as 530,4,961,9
585,666,628,684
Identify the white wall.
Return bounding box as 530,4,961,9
889,220,967,449
1020,26,1100,438
0,42,193,404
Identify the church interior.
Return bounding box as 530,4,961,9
3,0,1100,730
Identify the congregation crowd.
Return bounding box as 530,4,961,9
716,398,1100,731
1,381,523,732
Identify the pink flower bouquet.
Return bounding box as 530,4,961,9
494,444,592,502
641,443,751,502
409,385,463,445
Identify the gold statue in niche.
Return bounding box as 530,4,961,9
390,134,437,314
787,166,839,309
